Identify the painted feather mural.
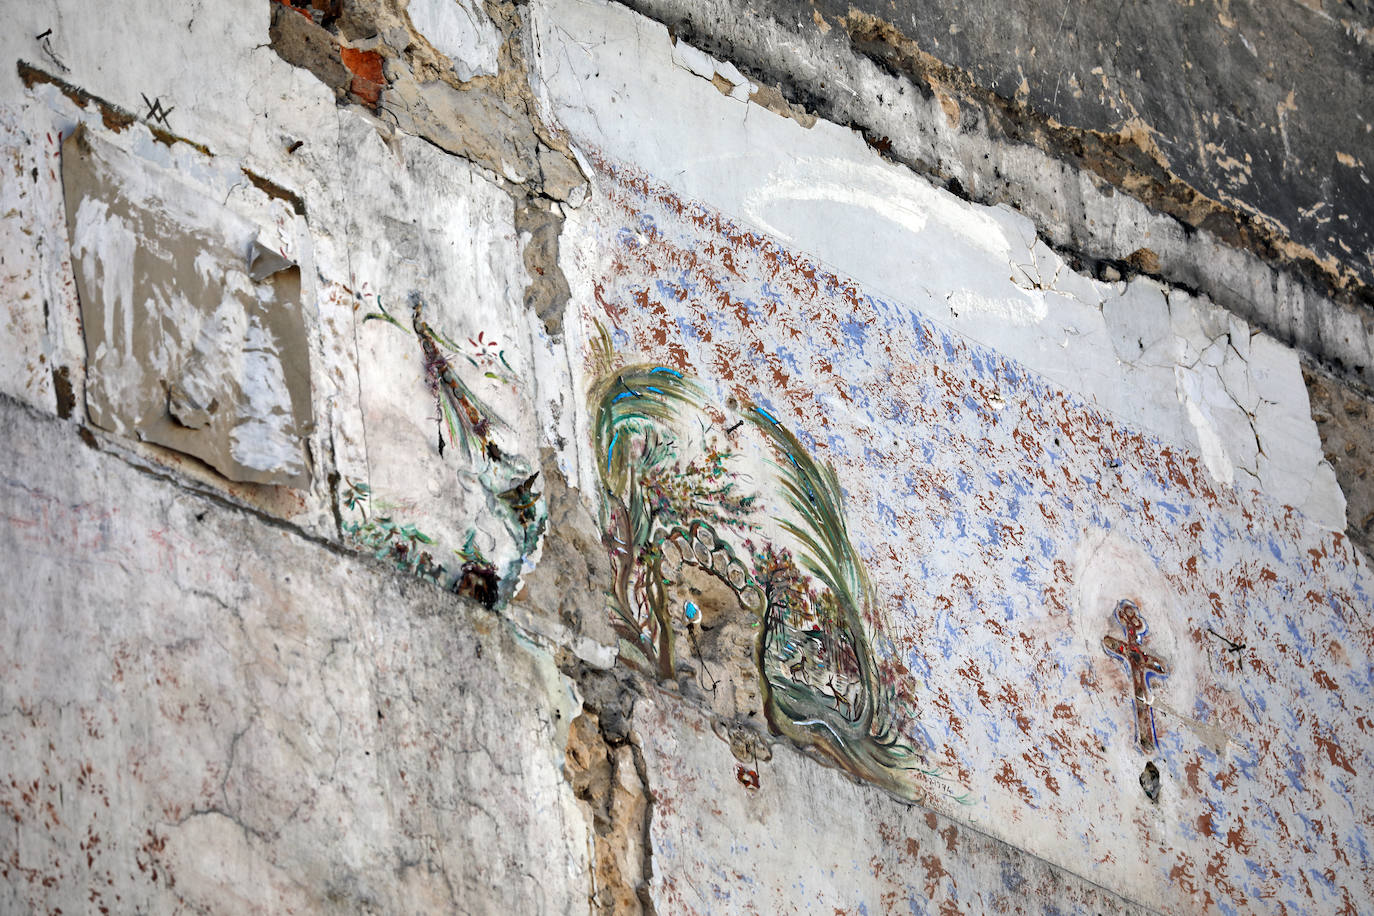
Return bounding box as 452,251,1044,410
588,327,954,800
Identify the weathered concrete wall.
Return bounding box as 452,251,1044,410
1,0,1372,913
1,391,1160,914
0,396,591,914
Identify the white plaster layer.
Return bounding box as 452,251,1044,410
618,0,1374,391
406,0,503,82
634,693,1151,915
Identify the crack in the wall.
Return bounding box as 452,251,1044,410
624,737,658,916
563,666,656,915
9,0,1374,908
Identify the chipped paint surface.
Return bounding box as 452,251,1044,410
405,0,502,82
562,150,1374,912
63,125,314,487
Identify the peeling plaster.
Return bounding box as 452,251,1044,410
615,0,1374,393
0,0,1370,913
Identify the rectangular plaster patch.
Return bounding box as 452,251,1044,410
62,125,312,487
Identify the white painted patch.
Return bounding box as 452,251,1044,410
947,288,1048,327
228,321,303,476
1176,366,1236,488
71,198,137,360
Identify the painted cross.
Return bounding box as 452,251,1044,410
1102,599,1170,752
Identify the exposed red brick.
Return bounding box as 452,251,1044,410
340,47,384,106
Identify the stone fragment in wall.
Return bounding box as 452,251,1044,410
510,453,618,663
62,125,313,487
264,0,580,197
269,3,352,99
340,46,387,107
515,198,573,334
537,143,587,203
565,710,650,915
1304,366,1374,557
384,74,541,183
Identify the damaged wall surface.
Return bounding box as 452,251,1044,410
640,0,1374,297
1,0,1371,913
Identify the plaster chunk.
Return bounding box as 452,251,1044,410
670,39,752,101
1101,280,1174,368
385,75,539,182
1175,364,1240,487
1249,333,1347,527
62,126,313,487
1157,286,1345,526
405,0,502,82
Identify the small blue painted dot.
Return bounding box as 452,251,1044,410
684,601,700,621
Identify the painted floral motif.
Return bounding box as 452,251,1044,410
590,329,945,799
578,152,1374,912
354,292,543,606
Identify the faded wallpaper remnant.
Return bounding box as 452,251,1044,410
570,152,1374,914
63,125,312,487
